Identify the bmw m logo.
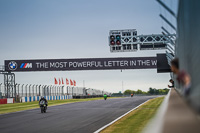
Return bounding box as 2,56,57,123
20,63,32,68
8,61,17,70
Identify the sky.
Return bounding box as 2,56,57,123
0,0,178,93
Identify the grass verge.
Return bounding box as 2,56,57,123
101,96,165,133
0,97,120,114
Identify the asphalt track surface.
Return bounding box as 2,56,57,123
0,96,159,133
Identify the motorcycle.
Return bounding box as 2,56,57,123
104,95,107,100
39,100,47,113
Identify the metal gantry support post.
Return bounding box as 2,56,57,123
5,76,7,98
4,72,15,98
17,84,20,98
14,83,17,101
5,75,8,98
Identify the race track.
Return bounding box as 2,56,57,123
0,96,159,133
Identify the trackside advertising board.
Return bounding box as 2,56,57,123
5,57,157,72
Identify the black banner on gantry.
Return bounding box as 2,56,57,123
4,57,157,72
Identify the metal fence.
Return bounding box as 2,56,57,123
0,84,111,99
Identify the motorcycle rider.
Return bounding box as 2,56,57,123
131,94,133,97
39,96,48,108
104,94,107,100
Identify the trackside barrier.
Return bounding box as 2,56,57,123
7,98,14,103
21,95,73,103
0,98,14,104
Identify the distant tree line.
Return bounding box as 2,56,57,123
123,87,169,95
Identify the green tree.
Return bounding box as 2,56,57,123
136,89,143,94
147,87,169,95
124,90,132,95
155,89,159,95
148,87,154,94
158,89,164,94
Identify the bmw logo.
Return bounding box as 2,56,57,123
8,61,17,70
